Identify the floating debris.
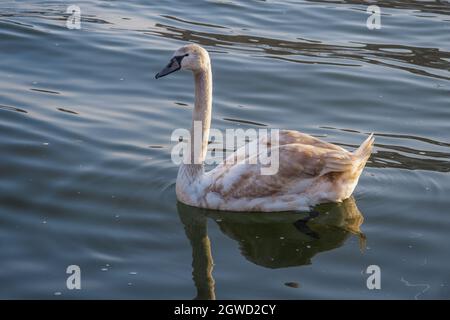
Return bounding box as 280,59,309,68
223,117,268,127
0,104,27,114
30,88,60,95
284,282,300,288
57,107,78,115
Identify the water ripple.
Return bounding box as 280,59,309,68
146,22,450,80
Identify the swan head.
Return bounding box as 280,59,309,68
155,44,210,79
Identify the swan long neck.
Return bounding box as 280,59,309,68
179,63,212,183
191,67,212,164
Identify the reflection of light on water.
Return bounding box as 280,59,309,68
400,277,430,300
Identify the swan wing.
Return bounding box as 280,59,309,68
205,143,353,200
278,130,347,152
216,130,345,168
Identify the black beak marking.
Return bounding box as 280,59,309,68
155,54,189,79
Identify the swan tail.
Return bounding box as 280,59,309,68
318,134,374,176
352,133,374,172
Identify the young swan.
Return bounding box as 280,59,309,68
156,44,374,212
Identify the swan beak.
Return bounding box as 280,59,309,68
155,57,181,79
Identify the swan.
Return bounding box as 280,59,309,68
155,44,374,212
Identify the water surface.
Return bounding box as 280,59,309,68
0,0,449,299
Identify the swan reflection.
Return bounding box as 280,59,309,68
177,196,365,299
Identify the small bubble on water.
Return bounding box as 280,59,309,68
101,268,108,272
129,271,137,275
54,292,62,296
306,245,311,249
279,237,285,240
43,142,49,146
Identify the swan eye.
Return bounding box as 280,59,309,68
174,53,189,65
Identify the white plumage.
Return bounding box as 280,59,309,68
156,44,374,212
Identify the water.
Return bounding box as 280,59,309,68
0,0,449,299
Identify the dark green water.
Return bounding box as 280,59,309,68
0,0,449,299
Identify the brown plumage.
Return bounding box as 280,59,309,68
156,44,374,211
